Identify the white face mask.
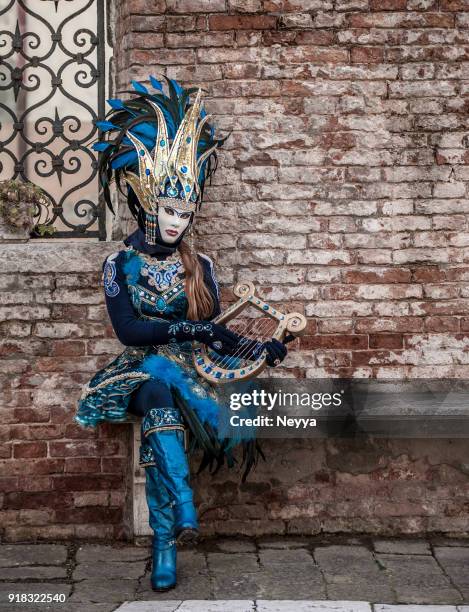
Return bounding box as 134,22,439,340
157,205,192,244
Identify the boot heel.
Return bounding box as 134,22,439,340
174,499,199,533
176,527,199,545
152,581,176,592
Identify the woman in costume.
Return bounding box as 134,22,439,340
74,78,289,592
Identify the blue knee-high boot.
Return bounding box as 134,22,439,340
142,407,199,543
144,463,177,591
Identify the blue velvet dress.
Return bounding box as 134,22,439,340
73,230,227,469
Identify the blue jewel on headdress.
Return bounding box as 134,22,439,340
180,166,188,173
186,136,191,143
160,139,165,146
145,168,150,175
156,297,166,311
139,149,145,156
167,186,178,197
190,191,197,202
185,185,190,192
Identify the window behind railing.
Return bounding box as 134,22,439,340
0,0,112,239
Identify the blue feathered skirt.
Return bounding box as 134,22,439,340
75,343,218,428
74,343,261,479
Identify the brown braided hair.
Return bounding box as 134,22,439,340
178,240,214,320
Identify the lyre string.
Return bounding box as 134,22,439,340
212,317,266,369
213,317,256,367
211,317,278,369
210,318,254,369
225,317,276,364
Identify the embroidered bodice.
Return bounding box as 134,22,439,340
124,248,188,321
102,243,220,349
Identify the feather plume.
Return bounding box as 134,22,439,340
91,76,227,219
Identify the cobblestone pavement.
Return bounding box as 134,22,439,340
0,536,468,611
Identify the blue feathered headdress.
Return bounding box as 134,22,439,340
92,76,228,221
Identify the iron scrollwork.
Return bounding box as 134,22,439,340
0,0,108,238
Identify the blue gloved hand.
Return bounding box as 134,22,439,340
168,321,245,353
263,338,289,367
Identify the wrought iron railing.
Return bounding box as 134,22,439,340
0,0,110,239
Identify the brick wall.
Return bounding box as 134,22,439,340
0,243,129,541
115,0,469,379
1,0,469,541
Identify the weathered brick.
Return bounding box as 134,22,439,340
49,440,122,458
355,317,425,333
50,341,86,357
286,250,352,265
344,233,412,250
168,0,225,11
400,62,436,80
239,234,307,250
265,0,330,9
357,284,423,299
73,491,110,507
424,316,461,332
278,13,314,29
209,15,277,30
13,442,48,459
0,339,48,357
369,334,404,349
0,322,31,337
0,306,51,322
306,301,373,317
348,11,454,28
130,48,196,65
127,14,165,32
374,0,407,6
345,269,409,285
51,304,88,321
328,217,358,233
433,181,467,198
64,458,101,473
299,334,368,350
51,474,124,492
124,0,166,13
165,15,197,31
0,459,65,478
318,319,354,333
101,457,127,473
351,46,384,63
35,322,104,339
86,339,123,355
13,408,50,424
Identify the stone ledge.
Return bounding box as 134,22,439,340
0,240,122,273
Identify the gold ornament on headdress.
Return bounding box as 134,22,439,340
122,89,219,215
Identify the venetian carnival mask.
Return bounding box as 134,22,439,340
156,206,192,244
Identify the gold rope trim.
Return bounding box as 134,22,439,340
80,372,151,400
142,426,189,453
143,424,186,437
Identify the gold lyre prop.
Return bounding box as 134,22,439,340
193,281,307,384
